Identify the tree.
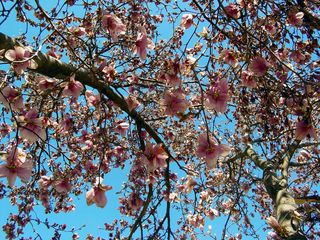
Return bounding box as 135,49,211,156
0,0,319,239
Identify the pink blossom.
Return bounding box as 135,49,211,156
206,78,229,113
36,76,57,91
162,89,189,116
180,14,194,29
183,176,197,194
54,179,72,193
224,4,241,19
290,50,306,64
196,134,230,169
128,192,143,211
18,109,46,143
101,14,126,41
38,175,52,189
62,75,84,98
114,121,129,136
142,142,168,172
241,70,256,88
0,147,32,187
287,11,304,26
295,120,317,140
126,95,140,112
85,90,100,106
220,49,238,67
248,56,269,76
133,27,155,59
86,177,112,208
5,46,37,74
0,86,24,111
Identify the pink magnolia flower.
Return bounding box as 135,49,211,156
183,176,197,194
36,76,57,91
133,27,155,59
5,46,37,74
128,192,143,211
0,147,32,187
85,90,100,107
101,14,126,41
54,179,72,193
126,95,140,112
290,50,307,64
196,134,230,169
241,70,256,88
180,14,194,29
18,109,46,143
287,11,304,26
86,177,112,208
38,175,52,189
162,89,189,116
142,142,168,172
62,75,84,98
206,78,229,113
0,86,24,111
114,121,129,136
248,56,269,76
220,49,238,67
224,4,241,19
295,120,317,140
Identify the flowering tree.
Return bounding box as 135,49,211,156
0,0,319,239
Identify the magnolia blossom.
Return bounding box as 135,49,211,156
295,120,317,140
142,142,168,172
18,109,46,143
241,70,256,88
36,76,57,91
5,46,37,74
101,14,126,41
85,90,100,107
0,147,32,187
86,177,112,208
0,86,24,111
114,121,129,136
248,56,269,76
183,176,197,194
162,89,189,116
220,49,238,67
224,4,241,19
126,95,140,112
62,75,84,98
206,78,228,113
287,11,304,26
133,27,155,59
180,14,194,29
196,134,230,169
54,179,72,193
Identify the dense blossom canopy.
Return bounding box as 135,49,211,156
0,0,319,239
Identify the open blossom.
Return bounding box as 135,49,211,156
206,78,228,113
224,4,241,19
295,120,317,140
114,121,129,136
102,14,126,41
86,177,112,208
248,56,269,76
0,147,32,187
36,76,57,91
85,90,100,106
142,142,168,172
162,89,189,116
126,95,140,112
133,27,155,59
180,14,194,29
62,75,84,98
241,70,256,88
54,179,72,193
287,11,304,26
5,46,37,74
18,109,46,143
220,49,238,67
0,86,24,111
196,134,230,169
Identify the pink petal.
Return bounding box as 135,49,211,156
4,50,16,61
95,189,107,208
